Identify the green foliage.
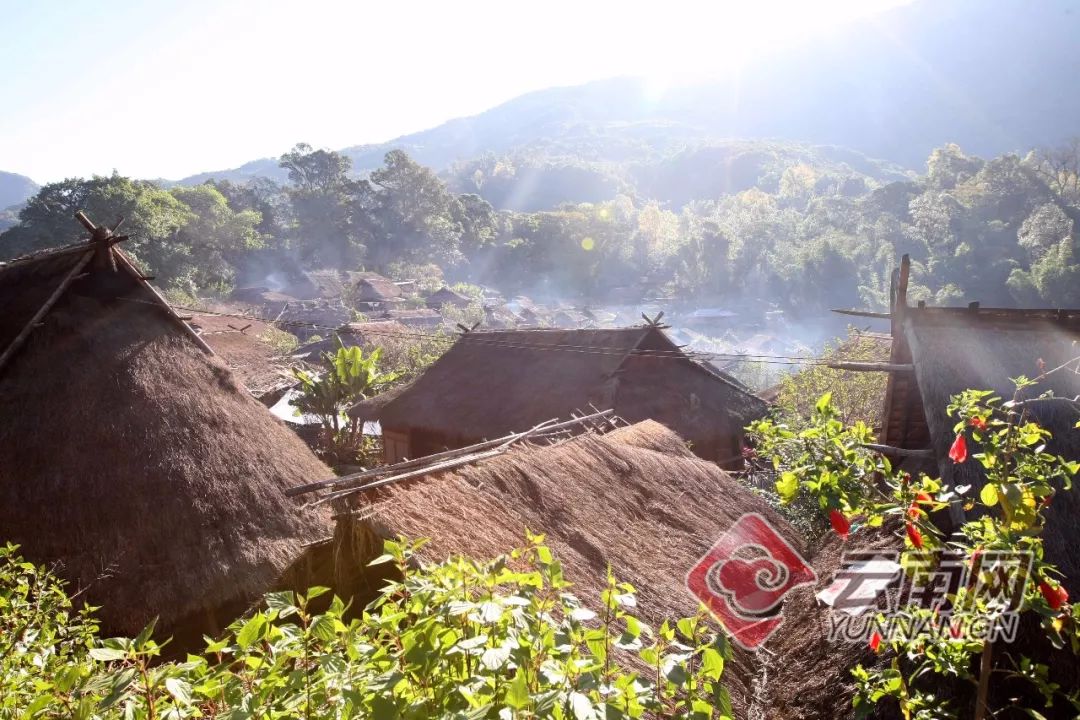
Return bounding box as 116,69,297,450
750,373,1080,719
0,535,735,719
4,139,1080,314
774,331,888,426
293,344,400,464
259,326,300,355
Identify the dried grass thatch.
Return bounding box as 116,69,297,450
349,272,402,304
0,247,333,638
343,420,805,718
379,327,768,466
189,310,298,399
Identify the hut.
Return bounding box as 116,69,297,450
189,311,297,402
228,286,296,317
425,286,472,309
378,307,443,329
865,256,1080,588
368,325,768,467
0,229,333,641
276,299,352,341
329,420,806,719
349,271,402,306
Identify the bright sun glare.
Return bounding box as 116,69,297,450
0,0,910,181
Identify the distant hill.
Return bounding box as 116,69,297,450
0,171,38,212
171,0,1080,207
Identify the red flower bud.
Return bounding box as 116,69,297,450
829,509,850,539
906,502,920,519
948,434,968,464
869,631,882,652
969,417,988,432
915,492,933,504
1039,581,1069,610
906,522,924,549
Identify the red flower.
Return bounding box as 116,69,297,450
970,547,983,569
869,632,882,652
969,417,988,432
949,622,963,639
1040,581,1069,610
915,491,933,504
906,522,924,549
948,434,968,464
906,502,920,519
829,509,850,539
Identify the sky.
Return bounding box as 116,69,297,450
0,0,910,184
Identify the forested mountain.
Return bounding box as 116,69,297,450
3,0,1080,324
174,0,1080,209
0,171,38,210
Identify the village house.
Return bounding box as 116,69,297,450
0,224,333,644
358,324,768,467
425,285,472,309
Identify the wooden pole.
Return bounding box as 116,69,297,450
859,443,934,459
831,308,891,319
0,250,94,375
111,248,215,356
293,409,614,500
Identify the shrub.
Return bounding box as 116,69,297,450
0,536,735,718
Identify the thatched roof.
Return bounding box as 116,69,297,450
354,420,805,719
378,326,768,464
276,300,352,340
426,286,472,308
378,307,442,328
293,320,412,360
350,272,402,303
0,238,332,637
346,381,413,423
189,311,297,399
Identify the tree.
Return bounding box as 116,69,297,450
167,184,263,293
362,150,466,269
279,144,359,267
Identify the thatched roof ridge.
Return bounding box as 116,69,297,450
360,420,804,718
351,273,402,303
0,240,333,636
426,286,472,308
347,381,413,423
378,326,768,459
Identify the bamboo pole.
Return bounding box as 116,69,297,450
111,248,215,355
288,409,615,498
831,308,891,319
859,443,934,459
0,250,94,374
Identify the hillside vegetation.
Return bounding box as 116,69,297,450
2,139,1079,315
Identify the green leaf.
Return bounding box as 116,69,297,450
89,647,126,662
776,471,799,502
235,614,266,649
569,691,593,720
164,677,192,705
700,647,725,680
505,668,530,710
980,483,998,507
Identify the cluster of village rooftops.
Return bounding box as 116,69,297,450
1,223,1078,716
